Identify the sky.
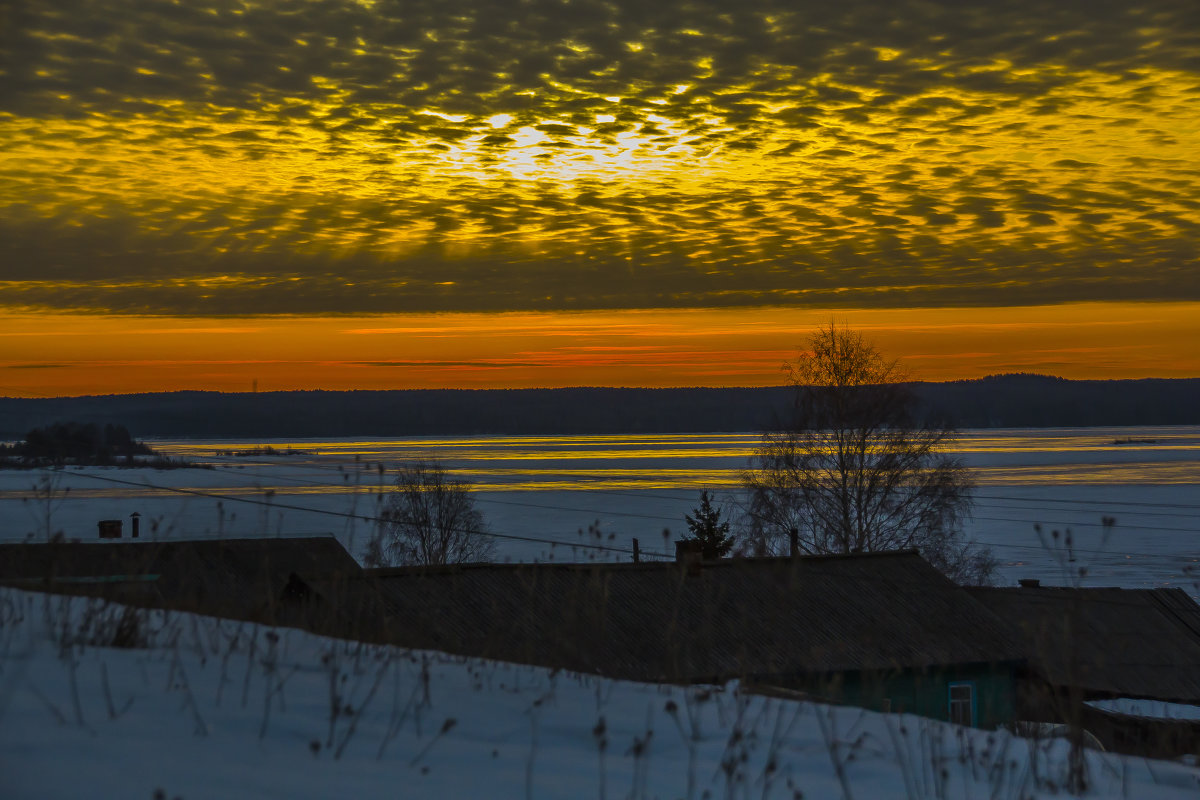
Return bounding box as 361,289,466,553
2,0,1199,395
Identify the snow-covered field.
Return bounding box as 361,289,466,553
2,427,1198,594
3,589,1199,799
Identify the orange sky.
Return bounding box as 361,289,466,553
4,302,1198,396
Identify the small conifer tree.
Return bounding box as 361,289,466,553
682,490,734,559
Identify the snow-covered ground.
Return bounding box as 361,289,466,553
2,427,1198,594
1087,699,1200,722
3,589,1199,799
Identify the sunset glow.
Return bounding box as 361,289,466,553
4,303,1199,396
3,0,1199,395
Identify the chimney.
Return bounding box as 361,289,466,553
675,540,703,576
632,538,640,563
1018,578,1041,588
130,511,141,539
98,519,122,539
789,527,799,558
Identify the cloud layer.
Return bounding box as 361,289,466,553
2,0,1198,313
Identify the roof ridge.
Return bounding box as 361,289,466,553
362,549,928,577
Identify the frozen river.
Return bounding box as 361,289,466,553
2,427,1198,595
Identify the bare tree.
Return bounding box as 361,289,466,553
364,461,494,567
740,323,994,584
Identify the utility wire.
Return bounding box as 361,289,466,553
130,458,690,525
34,469,673,560
19,471,1200,598
148,454,1200,531
968,514,1198,535
205,456,1199,534
178,449,1200,513
36,468,1199,566
974,492,1200,512
31,447,1198,564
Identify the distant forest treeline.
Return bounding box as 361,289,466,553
2,375,1198,439
0,422,153,466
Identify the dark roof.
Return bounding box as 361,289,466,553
318,551,1024,683
0,536,362,620
966,585,1200,703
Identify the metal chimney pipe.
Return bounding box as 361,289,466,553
130,511,141,538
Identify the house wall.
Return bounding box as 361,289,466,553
785,663,1018,729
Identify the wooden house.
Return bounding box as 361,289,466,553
37,536,1200,732
966,583,1200,704
305,550,1026,728
967,583,1200,756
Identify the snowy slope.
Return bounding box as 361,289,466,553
2,590,1198,799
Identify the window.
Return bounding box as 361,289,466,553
948,682,975,727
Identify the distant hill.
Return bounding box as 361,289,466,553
1,376,1198,438
910,374,1200,429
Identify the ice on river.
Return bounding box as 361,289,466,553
2,427,1198,596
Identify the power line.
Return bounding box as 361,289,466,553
979,539,1200,560
24,456,1197,565
126,455,693,525
33,469,674,560
968,513,1198,535
974,492,1200,512
75,469,1200,548
17,471,1200,591
125,457,691,526
150,457,1200,530
172,450,1200,516
971,500,1200,521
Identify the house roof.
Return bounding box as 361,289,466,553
965,585,1200,703
0,535,360,581
0,538,1036,686
0,536,362,619
321,551,1025,683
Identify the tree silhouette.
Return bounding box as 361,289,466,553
364,461,494,567
681,490,734,558
740,323,994,584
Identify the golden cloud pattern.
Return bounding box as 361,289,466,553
1,0,1198,313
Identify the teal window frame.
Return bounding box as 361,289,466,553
948,681,977,727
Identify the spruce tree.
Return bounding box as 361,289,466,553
683,490,734,558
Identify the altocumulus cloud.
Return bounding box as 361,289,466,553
0,0,1198,314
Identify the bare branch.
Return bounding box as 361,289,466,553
365,461,495,567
